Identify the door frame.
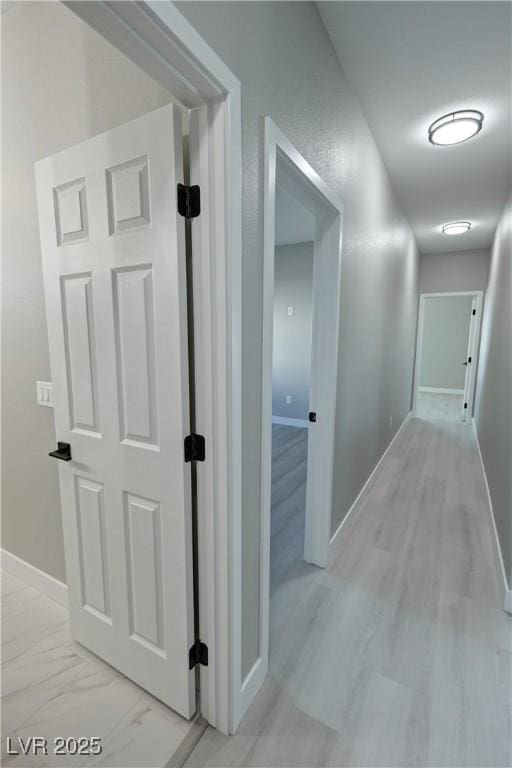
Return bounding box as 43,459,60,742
412,291,484,422
257,117,344,701
66,0,242,734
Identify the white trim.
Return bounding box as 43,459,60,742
329,412,412,552
239,657,266,717
472,423,512,614
412,291,483,424
1,549,68,607
252,117,344,726
417,387,464,395
271,415,309,428
57,1,242,735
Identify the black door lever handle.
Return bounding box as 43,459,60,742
49,442,72,461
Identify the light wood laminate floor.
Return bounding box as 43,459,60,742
1,570,206,767
270,424,308,594
187,416,512,767
416,391,464,423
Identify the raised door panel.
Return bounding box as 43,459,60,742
113,266,158,448
106,155,150,234
53,178,89,246
75,476,111,622
124,492,165,655
61,273,100,434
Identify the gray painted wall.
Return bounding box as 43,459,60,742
272,243,313,420
1,2,172,582
419,296,472,390
475,199,512,587
420,248,490,293
177,2,420,679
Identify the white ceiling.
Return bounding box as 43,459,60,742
318,2,511,254
275,185,316,246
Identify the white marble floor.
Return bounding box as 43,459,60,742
270,425,308,594
416,391,464,423
1,571,205,767
185,416,512,767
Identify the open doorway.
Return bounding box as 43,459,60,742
413,291,483,423
270,187,315,592
256,117,343,692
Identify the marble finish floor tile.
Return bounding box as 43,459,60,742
186,416,512,767
1,570,200,767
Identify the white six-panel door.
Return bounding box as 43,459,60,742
34,105,196,719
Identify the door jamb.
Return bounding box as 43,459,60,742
255,117,344,713
412,291,484,422
65,0,242,735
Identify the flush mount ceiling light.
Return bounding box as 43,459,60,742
442,221,472,236
429,110,484,146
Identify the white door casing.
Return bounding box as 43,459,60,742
35,105,196,719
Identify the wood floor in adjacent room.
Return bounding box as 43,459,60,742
186,416,512,768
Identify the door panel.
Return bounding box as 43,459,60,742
35,105,196,719
61,273,100,433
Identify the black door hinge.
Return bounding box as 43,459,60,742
308,411,317,423
177,183,200,219
464,403,468,409
189,640,208,669
468,356,472,363
472,309,476,316
184,433,205,462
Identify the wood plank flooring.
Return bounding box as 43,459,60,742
416,391,464,422
270,424,308,594
186,416,512,767
1,571,206,767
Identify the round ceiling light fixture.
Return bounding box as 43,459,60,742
442,221,472,236
428,110,484,146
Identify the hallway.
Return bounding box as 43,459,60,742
187,416,511,767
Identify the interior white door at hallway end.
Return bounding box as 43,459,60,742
35,105,196,719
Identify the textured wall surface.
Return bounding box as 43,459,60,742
1,2,171,581
475,199,512,587
177,1,419,678
272,243,314,420
419,248,490,293
419,296,473,390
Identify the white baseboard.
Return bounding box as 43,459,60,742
329,412,412,553
271,415,309,428
1,548,68,607
234,656,266,733
417,386,464,395
471,424,512,614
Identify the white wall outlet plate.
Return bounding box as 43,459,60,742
287,305,294,316
286,395,292,404
36,380,54,407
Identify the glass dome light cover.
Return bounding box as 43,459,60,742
442,221,472,235
429,110,484,146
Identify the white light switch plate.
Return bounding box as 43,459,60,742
287,305,294,316
286,395,292,404
36,381,54,407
